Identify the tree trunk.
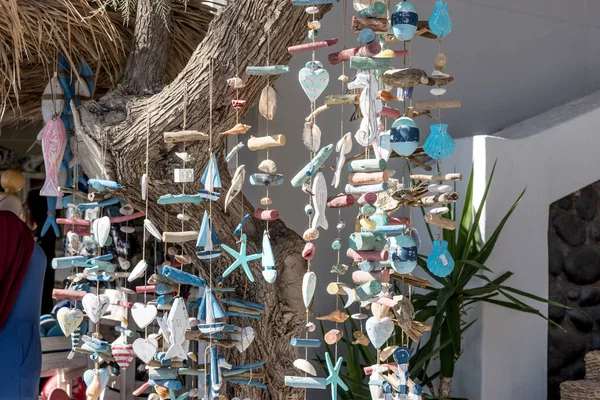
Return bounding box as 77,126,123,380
439,376,452,398
72,1,333,399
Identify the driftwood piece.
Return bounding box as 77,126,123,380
288,38,339,54
163,130,209,143
351,16,388,32
245,65,290,75
348,171,389,186
379,106,401,119
418,192,460,206
383,68,429,88
247,134,286,151
415,100,462,109
328,47,359,65
426,76,454,86
326,282,350,295
324,94,359,105
254,208,280,221
52,289,86,301
161,231,198,243
410,173,462,182
305,104,330,121
425,213,456,230
326,194,355,208
350,56,390,70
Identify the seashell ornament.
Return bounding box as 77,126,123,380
424,123,455,160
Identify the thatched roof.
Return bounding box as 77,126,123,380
0,0,217,126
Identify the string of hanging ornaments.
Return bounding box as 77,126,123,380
48,57,269,400
284,0,458,399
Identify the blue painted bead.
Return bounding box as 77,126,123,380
358,28,376,44
305,60,323,70
331,238,342,251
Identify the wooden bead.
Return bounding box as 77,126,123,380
302,243,316,260
346,248,388,262
357,192,377,206
359,218,376,230
326,194,355,208
324,329,343,345
303,228,319,241
254,208,279,221
260,197,272,206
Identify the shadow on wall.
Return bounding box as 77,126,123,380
548,180,600,399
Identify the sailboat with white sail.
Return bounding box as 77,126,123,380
196,210,222,261
197,288,225,334
197,152,221,201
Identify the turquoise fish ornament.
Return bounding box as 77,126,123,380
423,123,455,160
387,234,417,274
391,1,418,41
390,117,419,156
427,240,454,277
299,64,329,102
429,0,453,38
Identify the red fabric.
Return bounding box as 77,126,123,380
0,211,34,331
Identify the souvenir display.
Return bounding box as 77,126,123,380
287,0,459,398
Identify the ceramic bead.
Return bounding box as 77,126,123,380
331,238,342,250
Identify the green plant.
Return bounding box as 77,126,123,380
318,163,566,399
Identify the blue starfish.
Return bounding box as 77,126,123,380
325,352,348,400
221,234,262,282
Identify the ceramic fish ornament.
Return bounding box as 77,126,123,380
302,122,321,152
302,272,317,308
299,64,330,102
40,118,67,197
261,230,277,283
41,73,65,122
427,239,454,277
311,172,328,230
165,297,190,360
259,86,277,120
332,132,353,188
423,123,455,160
429,0,452,38
225,165,245,212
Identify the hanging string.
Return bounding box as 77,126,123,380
142,113,150,339
235,25,244,239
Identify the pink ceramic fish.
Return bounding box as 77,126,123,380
41,118,67,197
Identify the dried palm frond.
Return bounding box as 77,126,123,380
0,0,217,126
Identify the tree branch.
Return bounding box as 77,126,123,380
124,0,173,94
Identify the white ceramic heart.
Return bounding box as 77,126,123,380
133,337,158,364
83,368,109,389
302,272,317,309
298,67,329,102
82,293,110,324
231,327,255,353
56,307,83,337
131,302,157,329
365,316,395,349
93,216,111,247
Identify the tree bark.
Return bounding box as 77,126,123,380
124,0,172,94
73,1,333,399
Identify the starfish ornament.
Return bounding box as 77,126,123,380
325,352,348,400
221,234,262,282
